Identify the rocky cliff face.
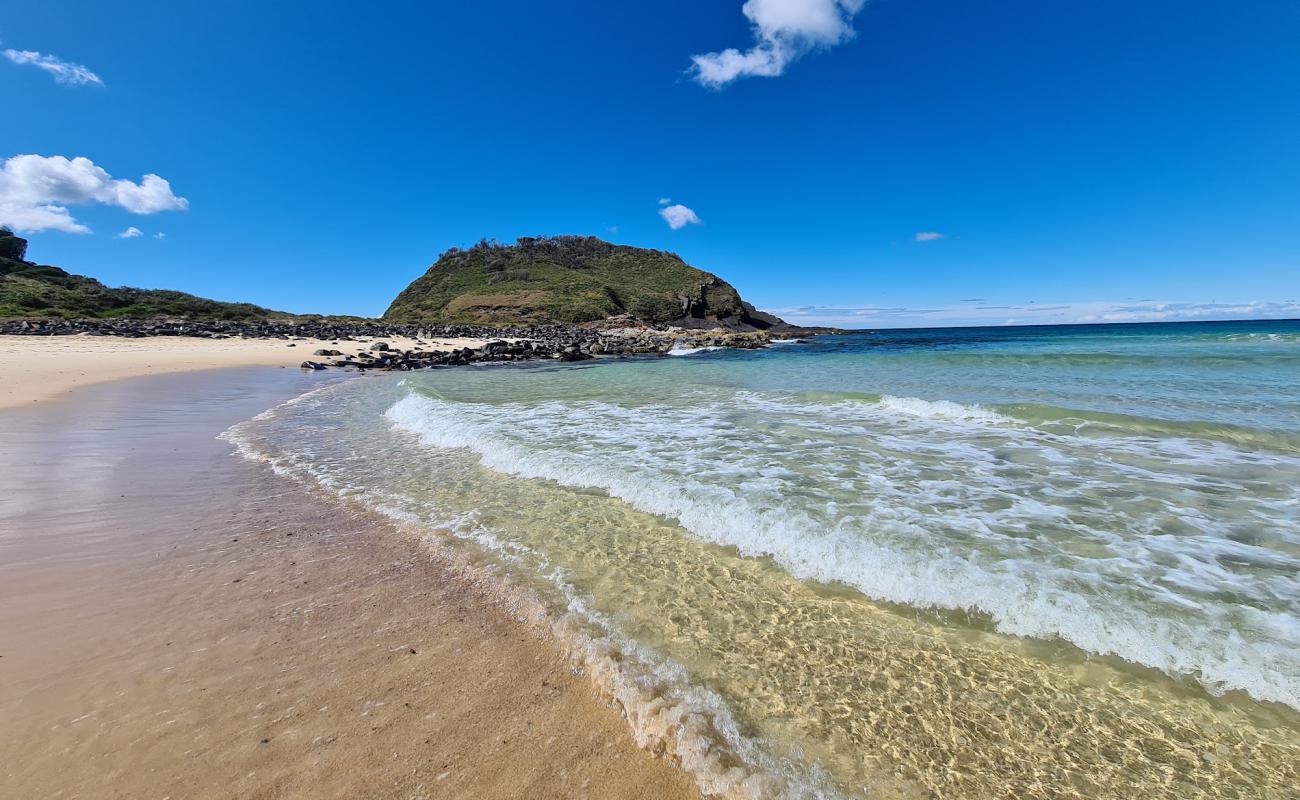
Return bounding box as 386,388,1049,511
0,229,29,263
383,236,790,331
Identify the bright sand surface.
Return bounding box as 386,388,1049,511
0,333,496,409
0,368,698,800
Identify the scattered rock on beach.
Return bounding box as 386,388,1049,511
0,316,830,374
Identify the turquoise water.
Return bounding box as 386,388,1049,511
227,319,1300,799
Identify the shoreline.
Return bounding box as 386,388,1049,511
0,367,700,799
0,332,492,409
10,324,1294,798
238,330,1300,799
0,319,797,409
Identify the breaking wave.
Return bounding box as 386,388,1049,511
386,388,1300,710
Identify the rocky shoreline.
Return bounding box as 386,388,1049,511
1,316,811,371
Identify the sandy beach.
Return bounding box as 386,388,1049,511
0,333,497,409
0,362,698,799
5,5,1297,795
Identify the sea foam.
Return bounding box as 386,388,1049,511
385,389,1300,711
669,345,725,356
222,386,844,800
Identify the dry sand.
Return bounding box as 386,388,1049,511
0,368,699,799
0,333,495,409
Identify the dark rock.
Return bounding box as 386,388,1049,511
0,315,837,373
0,229,28,261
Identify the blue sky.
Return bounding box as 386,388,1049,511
2,0,1298,327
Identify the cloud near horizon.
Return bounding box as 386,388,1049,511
0,155,189,234
659,203,702,230
3,49,103,86
767,299,1300,328
691,0,867,88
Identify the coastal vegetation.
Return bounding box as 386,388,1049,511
384,235,782,329
1,229,799,333
0,229,282,321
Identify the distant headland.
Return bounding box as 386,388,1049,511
1,229,837,372
384,235,794,332
1,229,814,335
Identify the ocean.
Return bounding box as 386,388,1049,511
225,319,1300,799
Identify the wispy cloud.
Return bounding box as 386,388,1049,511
691,0,867,89
659,203,702,230
153,232,166,240
914,231,943,242
767,300,1300,328
0,154,188,234
3,49,103,86
115,226,143,239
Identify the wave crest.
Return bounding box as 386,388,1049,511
385,390,1300,711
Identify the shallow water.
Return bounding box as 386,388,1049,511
226,320,1300,798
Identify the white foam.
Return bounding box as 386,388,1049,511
222,387,842,800
877,394,1013,424
669,345,724,356
384,391,1300,711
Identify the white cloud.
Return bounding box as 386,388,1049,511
0,203,87,234
115,226,143,239
914,231,943,242
658,197,672,206
691,0,867,88
766,299,1300,328
3,49,103,86
153,232,166,240
659,203,702,230
0,155,189,234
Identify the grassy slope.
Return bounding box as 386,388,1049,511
0,257,282,321
383,236,747,325
0,231,772,327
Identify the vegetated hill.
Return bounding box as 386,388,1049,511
0,228,283,321
384,236,792,330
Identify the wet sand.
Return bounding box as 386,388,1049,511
0,333,497,409
0,368,698,799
